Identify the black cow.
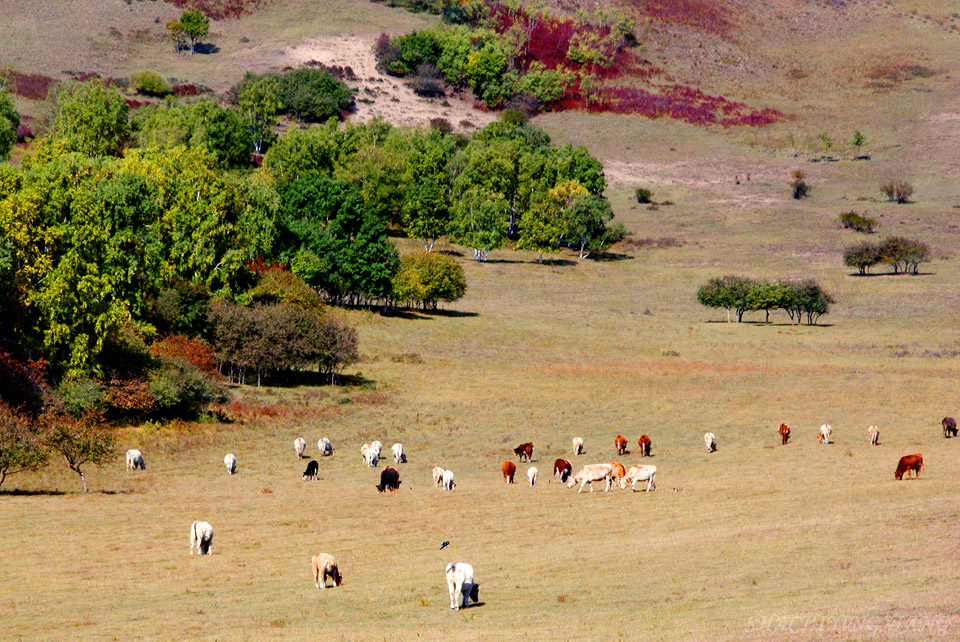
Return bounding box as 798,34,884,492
943,417,957,438
376,466,401,492
303,460,319,480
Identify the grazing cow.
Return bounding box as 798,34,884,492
818,424,832,444
868,425,880,445
553,458,572,483
303,460,319,481
943,417,958,438
392,443,406,464
778,423,791,445
895,454,923,480
445,562,479,611
433,466,446,487
312,553,342,589
294,437,306,458
614,435,628,456
514,442,533,462
502,460,516,484
609,461,626,488
566,463,614,493
638,434,652,457
527,466,538,486
572,437,584,455
376,466,401,492
125,449,145,471
704,432,717,453
224,453,237,475
318,438,334,456
624,464,657,492
370,441,383,458
190,521,213,555
442,469,456,491
361,444,379,468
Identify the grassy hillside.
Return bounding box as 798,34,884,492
4,1,960,640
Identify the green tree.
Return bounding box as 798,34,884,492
50,79,130,158
0,403,48,490
0,87,19,161
263,124,339,182
133,100,252,168
843,241,882,275
46,411,114,493
402,131,454,250
561,193,615,258
518,180,587,263
851,130,866,157
237,77,281,154
392,252,466,309
166,18,188,53
130,70,171,97
697,276,754,322
747,281,790,325
448,186,509,261
179,10,210,55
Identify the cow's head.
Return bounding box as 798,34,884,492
469,583,479,603
376,484,385,492
566,476,578,488
334,569,343,586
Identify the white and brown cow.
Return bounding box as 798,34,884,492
190,521,213,555
312,552,342,589
566,464,614,493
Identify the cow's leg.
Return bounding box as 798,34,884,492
604,477,611,492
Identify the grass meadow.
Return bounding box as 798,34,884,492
4,0,960,640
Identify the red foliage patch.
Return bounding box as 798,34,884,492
150,335,219,378
105,377,155,413
171,83,200,96
7,72,57,100
244,257,286,273
125,98,152,110
163,0,278,20
0,349,49,414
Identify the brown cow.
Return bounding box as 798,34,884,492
778,423,791,445
514,443,533,462
553,458,572,483
943,417,957,438
502,460,517,484
614,435,627,456
637,434,651,457
894,454,923,480
609,461,627,489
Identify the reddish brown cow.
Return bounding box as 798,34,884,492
638,434,652,457
894,454,923,480
614,435,628,456
553,458,572,483
502,460,517,483
514,443,534,462
778,423,791,445
943,417,957,438
609,461,627,488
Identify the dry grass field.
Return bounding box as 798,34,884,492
4,1,960,641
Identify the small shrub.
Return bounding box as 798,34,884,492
635,187,653,203
790,170,810,199
429,117,453,134
409,63,446,97
880,180,913,203
130,70,171,97
839,211,877,233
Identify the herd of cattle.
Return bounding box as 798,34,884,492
126,415,958,609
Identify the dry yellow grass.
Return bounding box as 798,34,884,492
4,1,960,640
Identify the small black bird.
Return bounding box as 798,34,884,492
439,541,450,550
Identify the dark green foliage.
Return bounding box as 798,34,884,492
133,100,253,168
240,68,352,124
843,241,882,274
635,187,653,204
130,70,171,97
0,88,19,161
56,375,106,417
149,280,213,338
561,193,618,258
149,354,226,418
697,276,833,325
839,211,877,233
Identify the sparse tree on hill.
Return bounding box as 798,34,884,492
851,130,866,158
179,10,210,55
790,170,810,200
46,411,114,493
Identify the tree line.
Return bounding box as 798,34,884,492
697,277,835,325
843,237,929,275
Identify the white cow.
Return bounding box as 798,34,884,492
318,438,334,456
361,444,378,468
224,453,237,474
868,425,879,445
704,432,717,453
623,464,657,492
190,521,213,555
392,443,406,463
370,441,383,458
527,466,538,486
445,562,479,611
442,469,456,491
294,437,306,458
572,437,584,455
567,463,614,493
125,449,145,471
818,424,832,444
433,467,446,487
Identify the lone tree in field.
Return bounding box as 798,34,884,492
851,130,866,157
46,412,114,493
179,10,209,54
880,180,913,204
790,170,810,199
0,404,48,490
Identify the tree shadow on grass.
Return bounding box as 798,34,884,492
99,489,135,495
0,488,67,496
588,251,634,262
848,271,934,277
538,258,577,267
194,43,220,55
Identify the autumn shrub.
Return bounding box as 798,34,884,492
839,211,877,233
150,335,219,378
790,170,810,199
149,354,226,418
0,349,49,415
410,63,447,97
392,252,467,309
843,241,882,274
635,187,653,203
880,180,913,203
130,70,171,97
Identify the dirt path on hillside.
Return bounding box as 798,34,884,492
283,35,495,133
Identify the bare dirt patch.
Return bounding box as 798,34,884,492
283,35,495,133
